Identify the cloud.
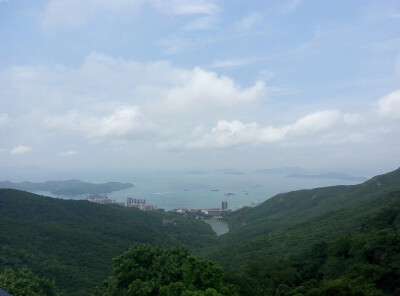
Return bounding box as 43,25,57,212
0,148,6,153
155,67,266,116
151,0,219,16
178,109,360,149
59,150,78,157
1,52,268,149
11,145,32,155
375,90,400,119
40,0,219,29
189,120,259,148
211,58,252,69
290,110,342,136
44,106,153,139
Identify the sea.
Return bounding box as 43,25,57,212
31,171,364,211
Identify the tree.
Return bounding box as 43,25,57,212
0,267,57,296
94,244,238,296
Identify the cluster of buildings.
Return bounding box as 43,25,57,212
173,201,231,217
87,195,234,216
126,197,155,211
86,195,155,211
86,194,123,205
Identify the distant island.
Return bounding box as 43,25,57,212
0,179,134,195
216,168,244,175
255,166,309,175
287,172,367,182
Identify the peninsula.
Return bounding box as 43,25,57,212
0,179,134,195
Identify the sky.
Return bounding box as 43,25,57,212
0,0,400,179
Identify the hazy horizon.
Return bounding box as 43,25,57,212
1,1,399,179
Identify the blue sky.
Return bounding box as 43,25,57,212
0,0,399,178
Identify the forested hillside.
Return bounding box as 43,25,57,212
1,167,400,296
221,167,400,241
0,189,215,295
197,168,400,295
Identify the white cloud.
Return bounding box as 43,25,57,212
11,145,32,155
1,52,268,148
41,0,219,29
151,0,219,16
259,125,290,143
44,106,153,139
179,109,359,149
189,120,259,148
290,110,342,136
211,58,251,69
59,150,78,157
375,90,400,119
156,67,265,116
343,113,363,125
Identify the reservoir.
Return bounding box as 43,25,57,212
204,219,229,236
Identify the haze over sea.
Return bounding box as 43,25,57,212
30,171,363,211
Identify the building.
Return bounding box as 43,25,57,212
126,197,146,206
129,203,155,211
86,194,116,204
206,209,225,217
221,201,228,211
201,202,231,217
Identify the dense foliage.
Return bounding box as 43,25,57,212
94,244,238,296
222,167,400,241
0,267,57,296
223,194,400,295
0,189,216,295
0,180,133,195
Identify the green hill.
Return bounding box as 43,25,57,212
221,192,400,295
221,167,400,241
0,189,216,295
197,168,400,295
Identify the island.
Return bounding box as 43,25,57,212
0,179,134,195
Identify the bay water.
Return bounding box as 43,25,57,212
33,171,364,211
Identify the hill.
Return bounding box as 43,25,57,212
222,192,400,295
0,179,134,195
198,168,400,295
0,189,216,295
221,167,400,241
